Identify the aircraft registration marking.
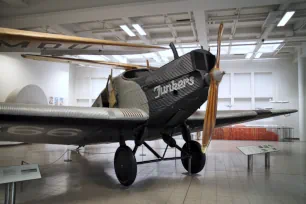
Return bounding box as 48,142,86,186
0,40,93,50
7,126,82,136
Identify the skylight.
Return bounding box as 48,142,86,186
78,55,109,61
124,55,144,59
112,55,127,63
258,44,281,53
209,42,230,46
230,45,256,54
180,44,200,48
158,50,175,58
255,53,263,59
210,46,229,55
245,53,253,59
231,41,256,45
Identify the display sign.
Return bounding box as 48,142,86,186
237,145,278,155
0,164,41,184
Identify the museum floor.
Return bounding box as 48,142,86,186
0,139,305,204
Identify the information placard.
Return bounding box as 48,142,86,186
0,164,41,184
237,145,278,155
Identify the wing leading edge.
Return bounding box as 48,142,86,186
186,109,297,132
0,27,166,55
0,103,148,145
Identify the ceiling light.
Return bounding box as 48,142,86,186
255,53,263,59
132,24,146,36
120,25,136,37
277,11,295,27
245,53,253,59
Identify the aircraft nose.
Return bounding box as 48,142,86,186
212,70,225,82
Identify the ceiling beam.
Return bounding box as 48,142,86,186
189,12,198,41
74,23,99,38
48,24,75,36
251,3,291,59
0,0,299,29
228,8,241,55
80,22,193,36
193,10,209,50
121,17,164,64
102,21,126,41
164,15,181,43
122,17,153,44
293,19,306,31
2,0,28,7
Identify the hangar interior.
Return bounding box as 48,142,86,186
0,0,305,204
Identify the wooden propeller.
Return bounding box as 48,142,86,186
202,23,225,153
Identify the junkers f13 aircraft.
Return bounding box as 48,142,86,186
0,24,297,186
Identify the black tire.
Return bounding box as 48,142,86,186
181,141,206,174
114,145,137,186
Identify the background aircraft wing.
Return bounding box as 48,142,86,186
0,27,166,55
0,103,148,145
186,109,297,132
21,54,159,70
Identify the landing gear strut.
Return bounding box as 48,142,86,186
181,141,206,174
180,123,206,174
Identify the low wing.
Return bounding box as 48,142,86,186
0,27,166,55
186,109,297,132
0,103,148,145
21,54,159,70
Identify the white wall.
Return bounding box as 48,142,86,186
220,58,299,137
0,53,69,104
71,64,124,107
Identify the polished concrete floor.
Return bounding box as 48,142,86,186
0,139,305,204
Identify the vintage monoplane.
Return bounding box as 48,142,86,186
0,24,297,186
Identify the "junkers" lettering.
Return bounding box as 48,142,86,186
153,76,195,99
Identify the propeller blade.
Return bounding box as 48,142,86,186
202,23,224,153
108,69,117,108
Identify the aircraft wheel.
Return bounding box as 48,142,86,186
181,141,206,174
114,145,137,186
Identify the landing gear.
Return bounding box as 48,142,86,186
113,123,206,186
114,145,137,186
180,123,206,174
181,141,206,174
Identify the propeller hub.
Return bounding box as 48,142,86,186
212,70,225,82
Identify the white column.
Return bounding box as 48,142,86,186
298,47,306,141
68,64,76,106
